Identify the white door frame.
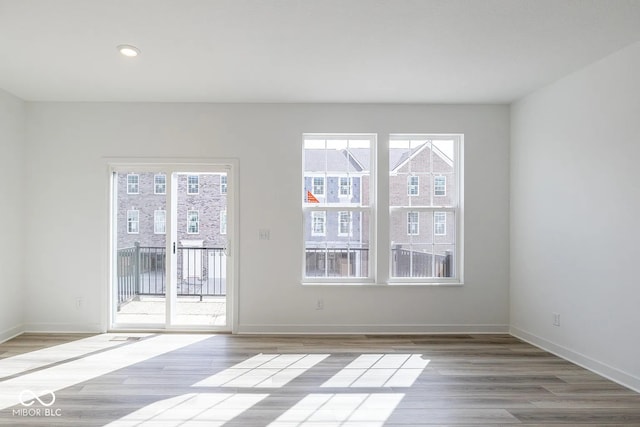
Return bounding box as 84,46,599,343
107,158,239,333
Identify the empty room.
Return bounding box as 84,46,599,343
1,0,639,425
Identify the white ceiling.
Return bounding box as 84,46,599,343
1,0,640,103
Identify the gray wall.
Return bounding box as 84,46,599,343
511,40,640,391
0,89,25,342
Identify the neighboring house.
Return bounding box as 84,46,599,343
303,143,454,277
117,172,228,249
116,172,229,297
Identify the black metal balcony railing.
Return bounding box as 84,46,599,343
116,243,227,309
118,244,453,308
305,247,453,278
391,246,452,278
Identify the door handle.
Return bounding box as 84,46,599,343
173,242,176,254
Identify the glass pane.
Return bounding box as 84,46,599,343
175,173,227,326
305,210,369,278
390,137,456,208
304,136,371,207
390,210,455,278
115,171,167,325
390,210,433,247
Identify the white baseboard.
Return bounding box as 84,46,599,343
0,324,24,344
510,326,640,393
237,323,509,334
23,322,104,334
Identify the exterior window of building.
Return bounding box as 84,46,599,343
304,134,374,281
154,174,166,194
434,211,446,235
187,210,199,234
187,175,199,194
220,175,227,194
154,210,166,234
311,211,326,236
390,134,461,281
434,176,446,196
127,209,139,234
312,177,325,196
407,212,419,235
220,209,227,235
339,177,351,196
338,211,353,236
127,174,139,194
408,175,419,196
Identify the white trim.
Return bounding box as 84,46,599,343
312,176,325,196
126,173,139,194
127,209,139,234
511,326,640,393
187,174,199,194
237,323,510,334
0,324,23,344
220,174,227,195
220,208,227,235
434,175,446,196
434,211,446,236
311,211,326,236
154,209,166,234
338,176,352,197
407,175,419,196
154,173,167,194
407,211,419,235
337,211,352,236
187,209,199,234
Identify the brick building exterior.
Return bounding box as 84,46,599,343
117,172,228,249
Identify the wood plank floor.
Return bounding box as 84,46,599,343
0,333,639,426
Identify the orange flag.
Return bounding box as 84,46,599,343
306,190,320,203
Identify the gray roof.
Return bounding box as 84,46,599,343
305,145,450,172
305,149,365,172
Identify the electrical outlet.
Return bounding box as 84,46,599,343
553,313,560,326
316,298,324,310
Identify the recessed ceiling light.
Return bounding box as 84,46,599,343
117,44,140,57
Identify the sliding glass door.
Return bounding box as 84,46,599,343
110,164,234,331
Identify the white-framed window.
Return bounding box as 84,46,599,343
434,211,446,235
434,176,446,196
311,211,326,236
220,209,227,235
187,210,199,234
408,175,419,196
154,174,166,194
303,134,374,281
220,175,227,195
390,134,462,282
154,210,166,234
187,175,199,194
338,211,352,236
312,177,325,196
407,212,419,235
339,177,352,196
127,174,139,194
127,209,139,234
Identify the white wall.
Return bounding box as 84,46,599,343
511,41,640,391
23,103,510,333
0,89,25,342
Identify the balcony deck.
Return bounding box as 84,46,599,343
116,296,226,326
